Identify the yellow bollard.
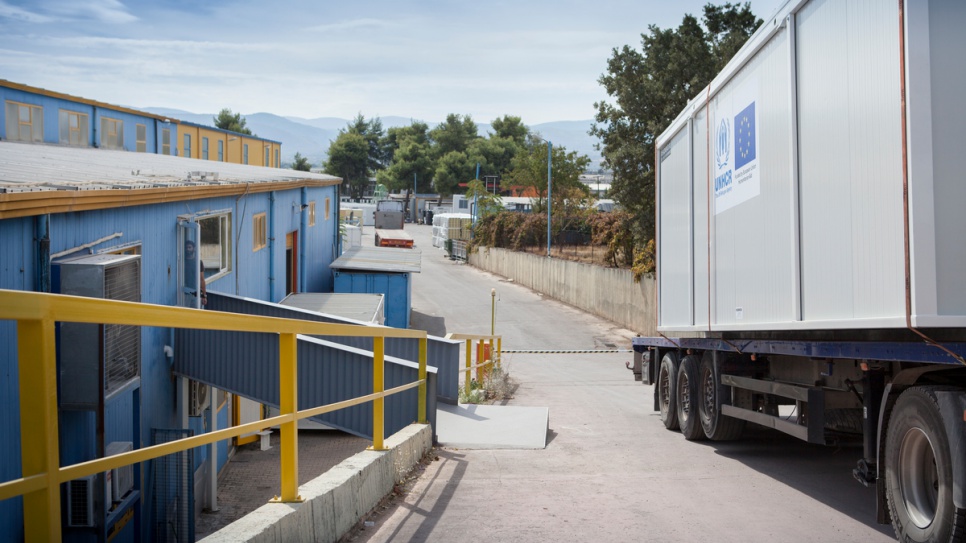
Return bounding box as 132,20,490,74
464,339,472,396
275,332,302,503
418,337,427,424
370,337,387,451
18,317,61,541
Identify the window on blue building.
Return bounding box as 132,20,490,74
100,117,124,149
136,124,147,152
199,212,232,280
162,128,171,155
58,109,89,146
6,101,44,142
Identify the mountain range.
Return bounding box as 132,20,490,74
144,108,602,169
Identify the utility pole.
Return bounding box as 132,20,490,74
546,141,552,258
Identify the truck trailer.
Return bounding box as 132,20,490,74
630,1,966,541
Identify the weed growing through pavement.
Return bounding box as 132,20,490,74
459,360,514,404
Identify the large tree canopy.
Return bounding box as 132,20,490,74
591,2,761,244
323,132,369,200
213,108,253,135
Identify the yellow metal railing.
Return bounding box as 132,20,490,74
445,333,502,395
0,289,428,542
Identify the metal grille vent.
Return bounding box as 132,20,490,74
104,259,141,395
66,475,95,527
153,429,194,543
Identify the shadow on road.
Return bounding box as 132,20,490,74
698,426,894,537
411,310,447,337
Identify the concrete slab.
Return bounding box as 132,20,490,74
436,403,549,449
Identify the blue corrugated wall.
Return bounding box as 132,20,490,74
0,182,339,541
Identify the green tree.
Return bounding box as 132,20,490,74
430,114,479,158
213,108,253,135
465,179,503,218
490,115,530,147
291,152,311,172
433,150,472,196
345,114,389,171
467,136,520,181
591,2,760,244
376,136,435,193
323,132,369,200
504,142,590,203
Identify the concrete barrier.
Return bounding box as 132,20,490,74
469,246,657,336
200,424,432,543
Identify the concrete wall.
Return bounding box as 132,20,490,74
201,423,432,543
469,247,657,336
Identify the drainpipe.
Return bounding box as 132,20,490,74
35,214,50,292
269,192,276,302
300,187,308,293
334,189,342,259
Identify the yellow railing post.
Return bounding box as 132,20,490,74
497,337,502,369
418,337,427,424
275,332,302,503
18,317,61,542
464,339,472,396
370,337,387,451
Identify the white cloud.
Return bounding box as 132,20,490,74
303,17,400,33
0,1,54,23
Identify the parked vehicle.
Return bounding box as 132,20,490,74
630,2,966,541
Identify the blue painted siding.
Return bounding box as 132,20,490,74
0,87,177,153
333,271,412,329
0,185,339,540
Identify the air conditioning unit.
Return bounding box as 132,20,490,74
105,441,134,505
66,475,95,528
189,380,210,416
56,254,142,409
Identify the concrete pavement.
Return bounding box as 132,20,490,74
346,224,895,543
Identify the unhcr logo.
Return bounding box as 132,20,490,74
715,117,730,170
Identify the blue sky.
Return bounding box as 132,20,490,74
0,0,786,125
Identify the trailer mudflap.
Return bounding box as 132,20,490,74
935,389,966,509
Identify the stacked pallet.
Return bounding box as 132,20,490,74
431,213,473,248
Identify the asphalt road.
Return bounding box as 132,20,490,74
354,224,896,543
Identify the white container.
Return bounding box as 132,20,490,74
655,0,966,333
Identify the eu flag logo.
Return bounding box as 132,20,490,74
734,102,756,169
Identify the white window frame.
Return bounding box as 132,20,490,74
198,211,232,281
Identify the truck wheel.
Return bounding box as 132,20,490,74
677,355,705,440
698,352,745,441
658,352,680,431
885,387,966,543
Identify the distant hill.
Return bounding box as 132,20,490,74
144,109,602,169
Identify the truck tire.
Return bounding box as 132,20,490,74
885,386,966,543
677,355,705,440
698,352,745,441
658,352,680,431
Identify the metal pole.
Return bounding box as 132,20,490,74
491,288,496,336
547,141,552,257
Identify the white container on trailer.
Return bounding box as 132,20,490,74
655,0,966,333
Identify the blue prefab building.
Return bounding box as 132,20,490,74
0,140,342,541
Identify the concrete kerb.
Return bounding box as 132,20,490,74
200,424,433,543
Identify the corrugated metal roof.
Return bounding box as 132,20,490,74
0,140,339,191
280,293,384,324
330,246,422,274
